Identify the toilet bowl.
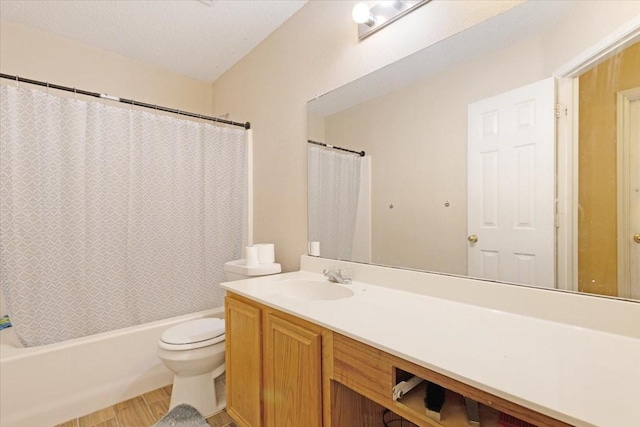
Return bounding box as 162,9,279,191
156,259,280,417
157,318,226,417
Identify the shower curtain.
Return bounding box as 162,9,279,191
0,85,246,347
308,145,361,260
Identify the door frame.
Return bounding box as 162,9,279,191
617,88,640,297
553,16,640,292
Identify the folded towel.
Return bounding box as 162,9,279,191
0,315,12,331
153,404,209,427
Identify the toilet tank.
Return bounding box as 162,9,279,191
224,259,281,281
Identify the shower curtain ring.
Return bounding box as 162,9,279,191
73,87,77,99
46,82,49,94
15,75,19,88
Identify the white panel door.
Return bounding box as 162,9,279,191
467,78,555,288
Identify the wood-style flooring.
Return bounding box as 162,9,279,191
55,385,237,427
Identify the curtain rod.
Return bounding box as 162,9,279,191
307,139,365,157
0,73,251,130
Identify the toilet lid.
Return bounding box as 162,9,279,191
160,318,225,345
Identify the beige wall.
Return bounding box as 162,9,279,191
2,1,639,275
321,1,640,275
212,0,640,273
306,112,325,143
578,42,640,296
211,0,527,272
323,35,549,274
0,21,213,115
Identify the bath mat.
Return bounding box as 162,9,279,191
153,404,209,427
0,315,11,330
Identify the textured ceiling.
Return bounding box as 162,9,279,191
0,0,308,82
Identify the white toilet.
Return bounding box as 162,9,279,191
157,258,281,417
157,317,226,417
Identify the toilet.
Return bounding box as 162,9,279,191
157,317,226,417
157,258,281,417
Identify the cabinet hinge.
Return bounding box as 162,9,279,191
555,103,568,118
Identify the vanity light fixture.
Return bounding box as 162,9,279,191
352,0,431,40
352,2,376,26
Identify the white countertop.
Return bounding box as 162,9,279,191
221,270,640,427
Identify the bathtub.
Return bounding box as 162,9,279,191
0,307,225,427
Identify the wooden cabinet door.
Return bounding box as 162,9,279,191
263,313,322,427
226,296,263,427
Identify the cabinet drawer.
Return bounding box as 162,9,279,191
333,333,394,407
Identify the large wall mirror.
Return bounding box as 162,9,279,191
307,1,640,302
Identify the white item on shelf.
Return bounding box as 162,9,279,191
309,241,320,256
245,245,259,267
392,376,424,401
255,243,275,264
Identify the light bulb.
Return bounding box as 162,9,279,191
379,1,403,9
352,3,372,24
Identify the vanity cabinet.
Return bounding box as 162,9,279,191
263,313,323,427
225,293,325,427
225,296,262,427
332,333,572,427
226,292,572,427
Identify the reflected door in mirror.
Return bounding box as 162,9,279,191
467,78,555,288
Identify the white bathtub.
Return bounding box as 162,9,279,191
0,307,225,427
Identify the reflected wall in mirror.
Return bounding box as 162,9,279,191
307,1,640,301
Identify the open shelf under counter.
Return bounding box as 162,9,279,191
331,332,571,427
394,379,500,427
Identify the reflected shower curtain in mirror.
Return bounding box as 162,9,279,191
308,145,361,260
0,85,246,347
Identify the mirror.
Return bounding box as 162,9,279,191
307,1,640,301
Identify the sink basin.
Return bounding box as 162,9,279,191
275,279,354,301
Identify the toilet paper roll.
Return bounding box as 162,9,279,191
245,245,259,267
309,241,320,257
255,243,275,264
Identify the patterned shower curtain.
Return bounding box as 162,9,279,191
308,145,361,261
0,85,246,347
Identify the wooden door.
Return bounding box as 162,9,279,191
631,98,640,297
623,95,640,298
263,313,322,427
467,78,556,288
617,88,640,299
226,296,263,427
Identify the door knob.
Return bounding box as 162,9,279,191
468,235,478,243
634,233,640,244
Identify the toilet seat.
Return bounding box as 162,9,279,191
159,318,225,351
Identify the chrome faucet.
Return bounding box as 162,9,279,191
323,267,351,284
